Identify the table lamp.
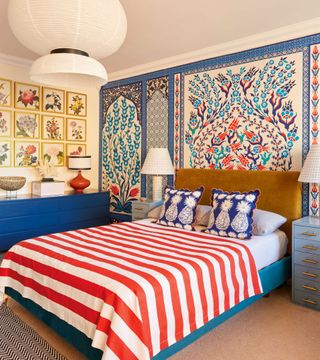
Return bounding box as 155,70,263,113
141,148,174,200
68,155,91,193
298,144,320,215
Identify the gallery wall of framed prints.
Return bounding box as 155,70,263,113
0,78,87,168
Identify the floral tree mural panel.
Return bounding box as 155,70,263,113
183,53,303,171
101,82,142,214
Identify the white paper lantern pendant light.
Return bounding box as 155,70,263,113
8,0,127,88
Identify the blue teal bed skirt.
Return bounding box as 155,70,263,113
6,256,291,360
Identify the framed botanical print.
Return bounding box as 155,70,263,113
42,115,64,140
0,110,12,137
0,78,12,107
14,112,40,139
66,143,86,156
66,118,86,141
42,87,65,114
0,140,11,167
42,142,64,166
14,141,40,167
67,91,87,117
14,82,40,111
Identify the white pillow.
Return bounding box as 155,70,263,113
252,209,287,235
148,204,211,226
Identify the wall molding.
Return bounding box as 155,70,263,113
109,17,320,81
0,52,32,68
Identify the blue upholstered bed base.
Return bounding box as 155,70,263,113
6,256,291,360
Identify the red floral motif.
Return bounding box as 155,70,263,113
110,185,119,195
25,145,36,155
21,90,35,106
129,187,139,197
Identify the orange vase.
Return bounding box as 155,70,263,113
70,170,90,193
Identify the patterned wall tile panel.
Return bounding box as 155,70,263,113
146,76,169,197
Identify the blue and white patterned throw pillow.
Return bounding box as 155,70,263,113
205,189,260,239
157,187,204,230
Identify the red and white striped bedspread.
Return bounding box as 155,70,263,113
0,221,262,360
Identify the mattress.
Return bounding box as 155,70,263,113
138,218,288,271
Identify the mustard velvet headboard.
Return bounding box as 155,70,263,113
175,169,302,247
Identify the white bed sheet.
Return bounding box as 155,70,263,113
135,218,288,271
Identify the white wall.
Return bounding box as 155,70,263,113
0,61,100,196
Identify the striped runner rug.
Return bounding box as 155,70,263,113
0,304,67,360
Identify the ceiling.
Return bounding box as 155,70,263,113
1,0,320,75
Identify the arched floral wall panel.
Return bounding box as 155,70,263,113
183,54,302,171
101,83,142,214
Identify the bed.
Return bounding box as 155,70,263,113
0,169,301,360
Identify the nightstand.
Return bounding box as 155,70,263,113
132,199,162,221
292,216,320,311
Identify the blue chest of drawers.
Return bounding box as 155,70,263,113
292,217,320,311
0,190,109,252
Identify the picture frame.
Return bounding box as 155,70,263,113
0,140,12,167
66,118,86,141
42,87,65,114
14,111,40,139
42,142,65,166
66,143,86,156
14,140,40,167
0,109,12,137
66,91,87,117
42,115,64,140
14,82,40,111
0,78,12,107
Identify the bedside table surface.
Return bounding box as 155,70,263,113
293,216,320,227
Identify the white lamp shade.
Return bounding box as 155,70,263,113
141,148,174,175
30,53,108,88
298,144,320,183
8,0,127,59
68,156,91,170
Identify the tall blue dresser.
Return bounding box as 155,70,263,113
0,190,109,252
292,216,320,311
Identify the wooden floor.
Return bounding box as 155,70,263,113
7,284,320,360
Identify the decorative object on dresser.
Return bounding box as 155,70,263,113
141,148,175,200
37,158,58,182
298,144,320,212
32,181,65,197
8,0,127,87
132,198,162,221
68,155,91,193
292,217,320,311
0,176,26,197
0,190,110,251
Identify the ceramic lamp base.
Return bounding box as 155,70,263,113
70,170,90,193
152,175,163,201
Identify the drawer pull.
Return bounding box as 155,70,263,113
300,232,317,237
302,285,318,292
135,207,144,211
302,271,318,278
302,298,318,305
303,258,319,265
302,245,318,251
